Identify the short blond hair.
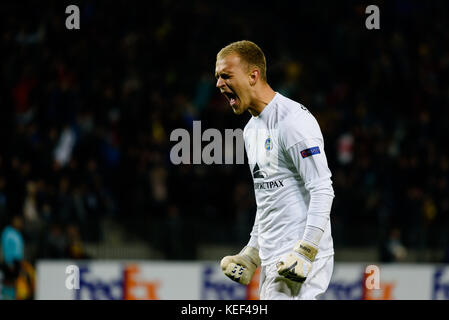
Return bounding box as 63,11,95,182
217,40,267,81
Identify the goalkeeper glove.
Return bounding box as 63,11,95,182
220,246,261,285
276,239,318,283
276,225,324,283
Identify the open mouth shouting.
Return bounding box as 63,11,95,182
222,91,238,107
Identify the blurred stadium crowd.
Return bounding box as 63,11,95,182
1,1,449,296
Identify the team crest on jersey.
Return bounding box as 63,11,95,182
264,138,272,151
300,146,320,158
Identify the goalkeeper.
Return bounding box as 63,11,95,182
216,40,335,300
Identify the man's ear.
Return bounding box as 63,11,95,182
249,69,260,86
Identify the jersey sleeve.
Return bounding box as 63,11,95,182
281,111,335,232
243,122,259,249
246,211,260,249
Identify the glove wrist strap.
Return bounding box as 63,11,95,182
240,246,261,267
293,240,318,262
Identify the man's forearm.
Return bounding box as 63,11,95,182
305,192,334,234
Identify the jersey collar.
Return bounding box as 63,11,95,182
252,92,279,120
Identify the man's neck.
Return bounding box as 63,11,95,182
248,84,276,117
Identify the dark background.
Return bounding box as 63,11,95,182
0,0,448,263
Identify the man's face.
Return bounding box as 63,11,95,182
215,54,252,115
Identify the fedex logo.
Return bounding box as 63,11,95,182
73,264,160,300
201,265,260,300
75,265,123,300
432,267,449,300
322,265,392,300
322,277,364,300
201,265,247,300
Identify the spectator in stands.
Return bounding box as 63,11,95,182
65,223,89,260
380,228,408,263
0,215,25,299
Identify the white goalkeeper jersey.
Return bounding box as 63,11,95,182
244,92,334,266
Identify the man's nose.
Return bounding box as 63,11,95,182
216,77,225,88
